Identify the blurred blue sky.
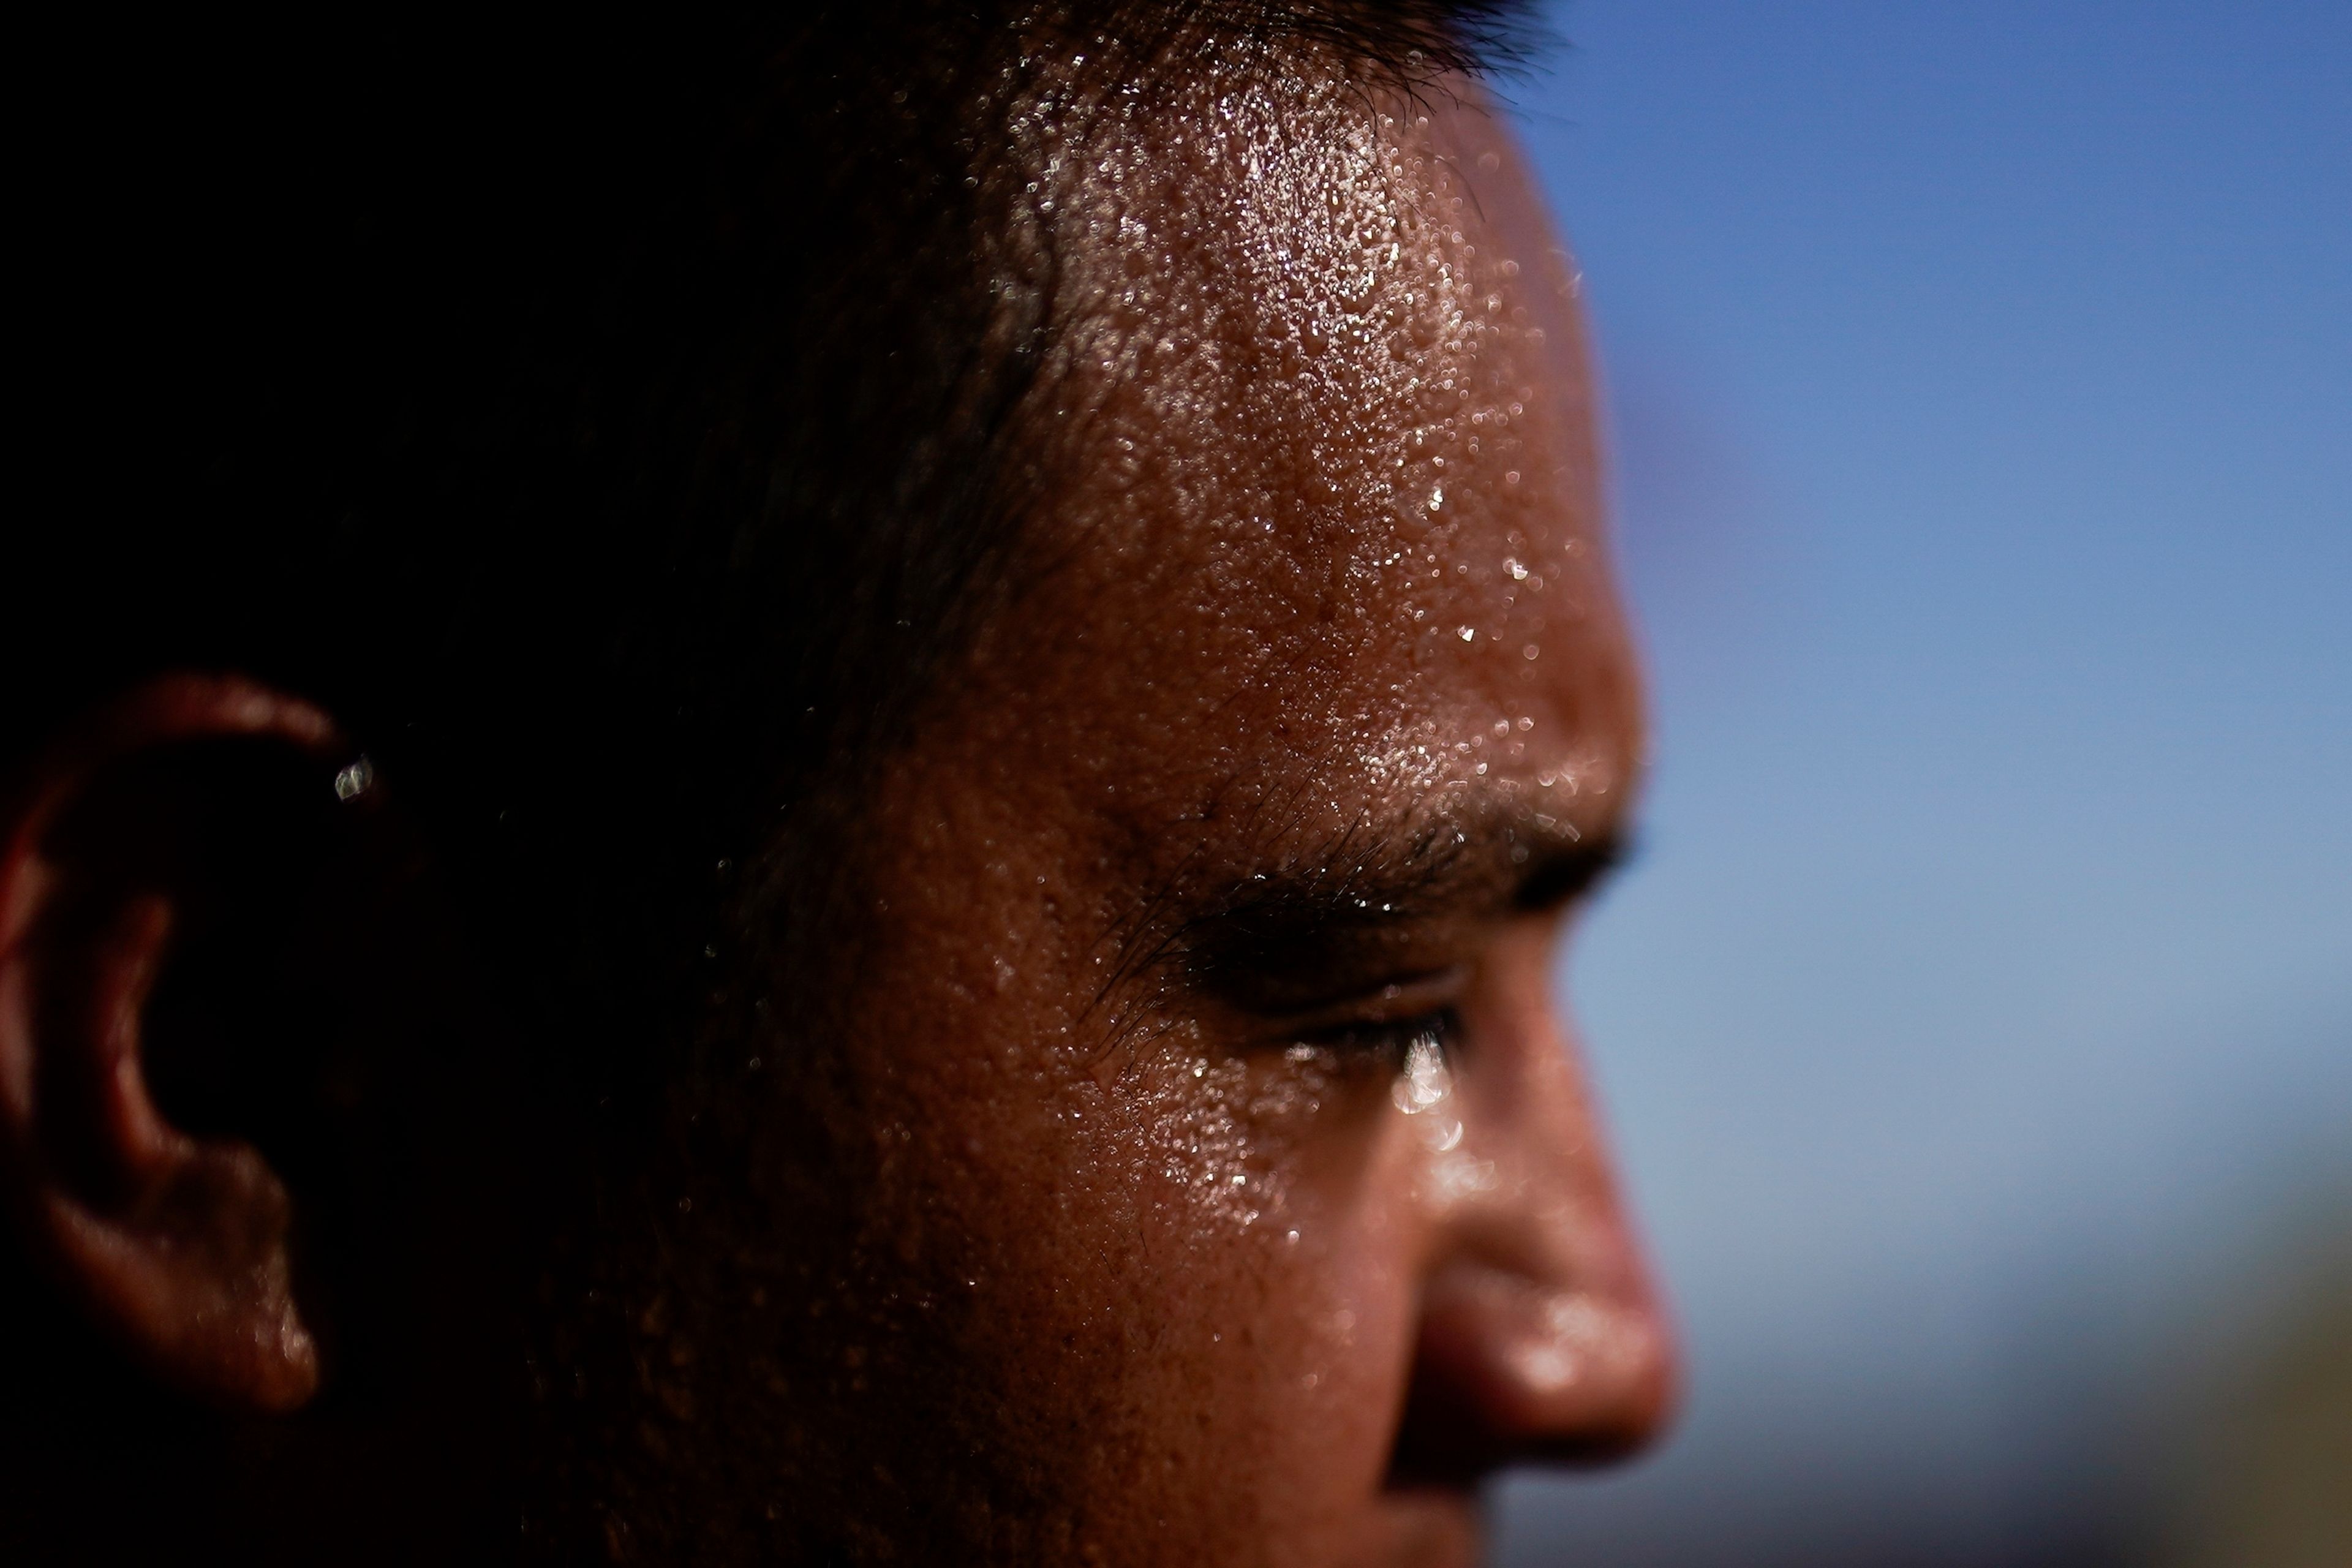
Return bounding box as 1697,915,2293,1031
1499,3,2351,1561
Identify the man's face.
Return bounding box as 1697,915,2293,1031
676,78,1670,1568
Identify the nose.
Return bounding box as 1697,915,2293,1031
1385,930,1676,1484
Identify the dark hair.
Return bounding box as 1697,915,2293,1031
12,2,1536,1097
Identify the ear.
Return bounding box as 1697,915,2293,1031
0,674,364,1412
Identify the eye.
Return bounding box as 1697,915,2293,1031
1291,1006,1460,1066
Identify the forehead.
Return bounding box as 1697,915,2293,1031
913,69,1639,876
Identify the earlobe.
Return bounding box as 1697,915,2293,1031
0,674,347,1414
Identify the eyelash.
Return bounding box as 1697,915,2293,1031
1294,1006,1458,1064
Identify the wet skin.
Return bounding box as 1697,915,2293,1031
652,76,1676,1566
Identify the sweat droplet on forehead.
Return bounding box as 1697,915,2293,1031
874,70,1644,998
940,70,1635,802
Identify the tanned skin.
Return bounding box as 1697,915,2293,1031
0,67,1672,1567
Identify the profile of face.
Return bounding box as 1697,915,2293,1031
717,83,1673,1566
0,47,1670,1568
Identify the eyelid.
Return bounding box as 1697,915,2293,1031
1287,1004,1461,1061
1251,963,1469,1047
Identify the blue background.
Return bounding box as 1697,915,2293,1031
1499,4,2351,1562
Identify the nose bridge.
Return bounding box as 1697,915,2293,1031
1390,925,1676,1476
1450,925,1646,1300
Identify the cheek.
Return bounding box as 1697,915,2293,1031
838,1042,1433,1541
1071,1052,1430,1483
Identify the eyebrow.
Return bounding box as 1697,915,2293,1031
1156,789,1632,1011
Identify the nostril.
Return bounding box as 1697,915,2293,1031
1383,1265,1676,1488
